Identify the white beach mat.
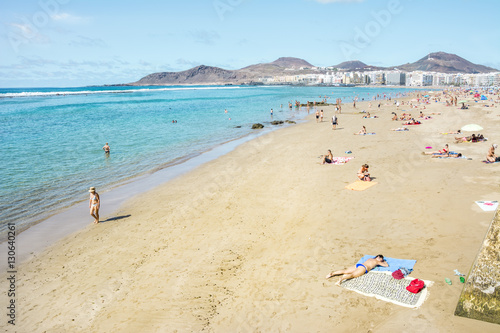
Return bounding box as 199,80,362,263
340,271,433,308
475,201,498,212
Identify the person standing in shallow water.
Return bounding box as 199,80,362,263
89,187,100,224
102,142,110,154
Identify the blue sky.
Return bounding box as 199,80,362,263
1,0,499,87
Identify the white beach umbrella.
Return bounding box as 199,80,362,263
461,124,483,132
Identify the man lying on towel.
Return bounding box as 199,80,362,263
326,254,389,285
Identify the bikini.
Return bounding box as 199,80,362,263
356,263,368,274
91,195,98,207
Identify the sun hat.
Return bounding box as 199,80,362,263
493,144,498,149
89,187,96,192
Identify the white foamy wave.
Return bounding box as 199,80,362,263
0,86,246,98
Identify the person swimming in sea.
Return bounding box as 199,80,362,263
326,255,389,285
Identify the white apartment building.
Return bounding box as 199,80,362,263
260,70,499,87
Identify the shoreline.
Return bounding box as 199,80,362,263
0,124,289,264
3,89,500,332
0,85,412,239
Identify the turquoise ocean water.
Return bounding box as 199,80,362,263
0,85,411,237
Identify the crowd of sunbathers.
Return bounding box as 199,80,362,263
455,133,487,143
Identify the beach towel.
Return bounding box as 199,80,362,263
340,271,433,308
435,155,468,159
356,255,416,273
345,181,378,191
475,201,498,212
360,132,376,135
327,157,354,165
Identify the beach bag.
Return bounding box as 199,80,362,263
406,279,425,294
392,267,412,280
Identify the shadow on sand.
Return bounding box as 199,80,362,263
100,215,131,223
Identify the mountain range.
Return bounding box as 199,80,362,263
130,52,497,86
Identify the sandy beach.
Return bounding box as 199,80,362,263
2,90,500,332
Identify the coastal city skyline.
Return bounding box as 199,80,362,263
1,0,499,87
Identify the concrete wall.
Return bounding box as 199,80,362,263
455,209,500,325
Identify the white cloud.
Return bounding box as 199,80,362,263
189,30,220,45
10,23,35,36
68,35,107,48
50,12,89,23
176,58,201,67
8,23,51,44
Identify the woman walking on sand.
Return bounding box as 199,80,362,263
331,114,338,130
89,187,100,224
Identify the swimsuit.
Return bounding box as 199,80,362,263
356,263,368,274
91,195,98,207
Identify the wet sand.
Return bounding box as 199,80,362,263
2,90,500,332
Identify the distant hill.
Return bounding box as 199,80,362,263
129,53,498,85
333,60,367,70
238,57,315,77
134,65,239,85
270,57,314,68
132,57,316,85
395,52,497,74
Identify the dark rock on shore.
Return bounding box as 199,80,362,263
252,123,264,129
300,101,331,107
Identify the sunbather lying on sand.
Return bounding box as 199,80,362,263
403,118,421,125
423,144,449,156
455,134,475,143
391,127,409,131
362,112,378,118
441,130,461,135
326,254,389,285
431,152,462,158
